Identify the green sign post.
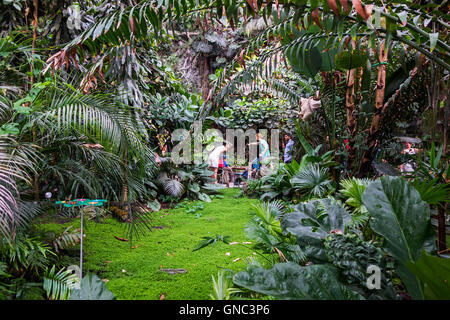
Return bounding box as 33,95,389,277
55,199,107,283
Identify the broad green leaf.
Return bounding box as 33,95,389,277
224,109,233,117
362,176,433,300
188,182,200,193
406,251,450,300
233,262,364,300
13,97,33,114
197,192,211,202
397,11,408,27
70,273,115,300
429,32,439,52
147,199,161,212
0,123,20,135
335,51,368,70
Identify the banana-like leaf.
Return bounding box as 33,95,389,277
362,176,434,300
233,262,364,300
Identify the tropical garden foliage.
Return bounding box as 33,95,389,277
0,0,448,301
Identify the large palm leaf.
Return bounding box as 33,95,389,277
0,136,37,241
157,172,185,197
290,164,333,198
30,83,156,200
339,177,370,214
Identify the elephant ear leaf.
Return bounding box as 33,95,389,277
406,251,450,300
233,262,364,300
147,199,161,212
362,176,433,300
197,192,211,202
70,273,115,300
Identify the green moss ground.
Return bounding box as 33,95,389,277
37,188,260,300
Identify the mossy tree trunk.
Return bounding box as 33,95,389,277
345,40,357,172
358,41,389,177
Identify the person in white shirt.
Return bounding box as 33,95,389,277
208,143,231,183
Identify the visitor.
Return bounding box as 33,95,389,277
241,159,261,180
399,141,420,174
219,155,235,187
208,143,231,184
283,134,294,163
248,133,270,175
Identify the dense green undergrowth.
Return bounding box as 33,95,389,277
36,188,260,300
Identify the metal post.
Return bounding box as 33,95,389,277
80,209,83,285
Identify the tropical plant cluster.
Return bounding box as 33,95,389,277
0,0,448,301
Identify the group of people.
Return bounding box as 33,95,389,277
206,134,421,185
206,133,295,185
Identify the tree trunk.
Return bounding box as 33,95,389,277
345,40,358,172
358,41,389,177
121,183,128,203
32,0,39,200
201,54,210,100
31,0,38,85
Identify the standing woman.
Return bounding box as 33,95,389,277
208,143,231,183
249,133,271,176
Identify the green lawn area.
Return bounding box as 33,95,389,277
37,188,260,300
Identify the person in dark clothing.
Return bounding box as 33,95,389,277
283,134,294,163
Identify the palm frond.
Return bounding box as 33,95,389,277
339,178,371,214
43,265,78,300
0,136,37,241
210,270,242,300
50,226,81,253
250,200,284,235
159,176,185,198
290,164,333,198
193,234,231,252
412,178,450,207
